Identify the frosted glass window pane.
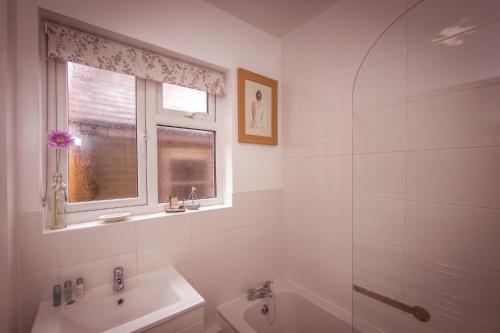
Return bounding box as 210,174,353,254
157,126,215,202
162,83,207,113
67,62,138,202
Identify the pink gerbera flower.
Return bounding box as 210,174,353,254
47,130,75,149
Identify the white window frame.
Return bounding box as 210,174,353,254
47,60,224,224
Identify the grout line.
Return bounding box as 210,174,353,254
353,193,500,211
403,5,409,302
283,153,353,159
352,145,500,155
189,213,194,281
135,222,139,276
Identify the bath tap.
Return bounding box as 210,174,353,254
113,266,125,292
247,280,273,301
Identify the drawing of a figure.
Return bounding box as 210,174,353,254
250,90,264,128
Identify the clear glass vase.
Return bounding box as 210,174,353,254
49,172,67,229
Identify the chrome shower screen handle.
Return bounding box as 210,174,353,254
353,284,431,323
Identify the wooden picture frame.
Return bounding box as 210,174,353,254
238,68,278,145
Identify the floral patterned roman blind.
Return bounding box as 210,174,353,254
45,22,226,96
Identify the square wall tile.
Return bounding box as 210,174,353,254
192,231,233,278
301,223,341,267
234,223,273,263
407,82,500,150
233,190,279,228
406,201,500,270
326,155,353,195
354,54,406,110
259,189,282,223
353,196,405,246
299,41,343,89
282,157,301,190
304,77,345,121
312,115,352,156
137,240,191,279
234,255,281,293
233,191,259,227
308,191,352,233
192,266,242,326
283,123,313,158
353,103,406,153
407,147,500,208
283,89,305,127
343,5,406,73
339,233,353,274
282,60,300,96
191,207,233,237
137,214,190,250
282,188,302,222
353,237,406,293
354,152,405,199
300,157,329,194
59,222,136,266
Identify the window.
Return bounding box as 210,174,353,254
157,126,216,203
48,60,221,221
67,63,139,203
159,83,216,121
162,83,207,113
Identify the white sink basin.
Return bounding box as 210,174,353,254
31,267,205,333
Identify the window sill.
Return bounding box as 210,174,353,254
42,203,232,235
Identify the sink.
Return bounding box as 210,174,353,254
31,267,205,333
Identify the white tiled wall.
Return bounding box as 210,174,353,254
18,190,282,332
282,0,500,332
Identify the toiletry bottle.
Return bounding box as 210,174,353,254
64,280,73,303
76,277,85,297
52,285,62,307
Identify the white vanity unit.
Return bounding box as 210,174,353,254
31,267,205,333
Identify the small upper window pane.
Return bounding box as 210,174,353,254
67,62,138,203
162,83,207,113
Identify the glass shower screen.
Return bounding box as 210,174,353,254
352,0,500,332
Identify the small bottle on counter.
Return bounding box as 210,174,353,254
52,285,61,307
76,277,85,297
63,280,73,303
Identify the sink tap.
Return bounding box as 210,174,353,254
247,280,273,301
113,266,125,292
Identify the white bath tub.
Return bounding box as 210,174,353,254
217,279,356,333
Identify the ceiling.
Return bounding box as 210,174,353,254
206,0,341,37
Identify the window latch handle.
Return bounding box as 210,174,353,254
184,113,196,119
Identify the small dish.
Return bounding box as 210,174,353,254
98,213,131,222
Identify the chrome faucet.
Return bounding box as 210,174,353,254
247,280,273,301
113,266,125,292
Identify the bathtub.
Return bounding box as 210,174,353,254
216,279,356,333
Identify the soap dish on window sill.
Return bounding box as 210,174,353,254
98,213,131,222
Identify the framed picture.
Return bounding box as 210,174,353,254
238,68,278,145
